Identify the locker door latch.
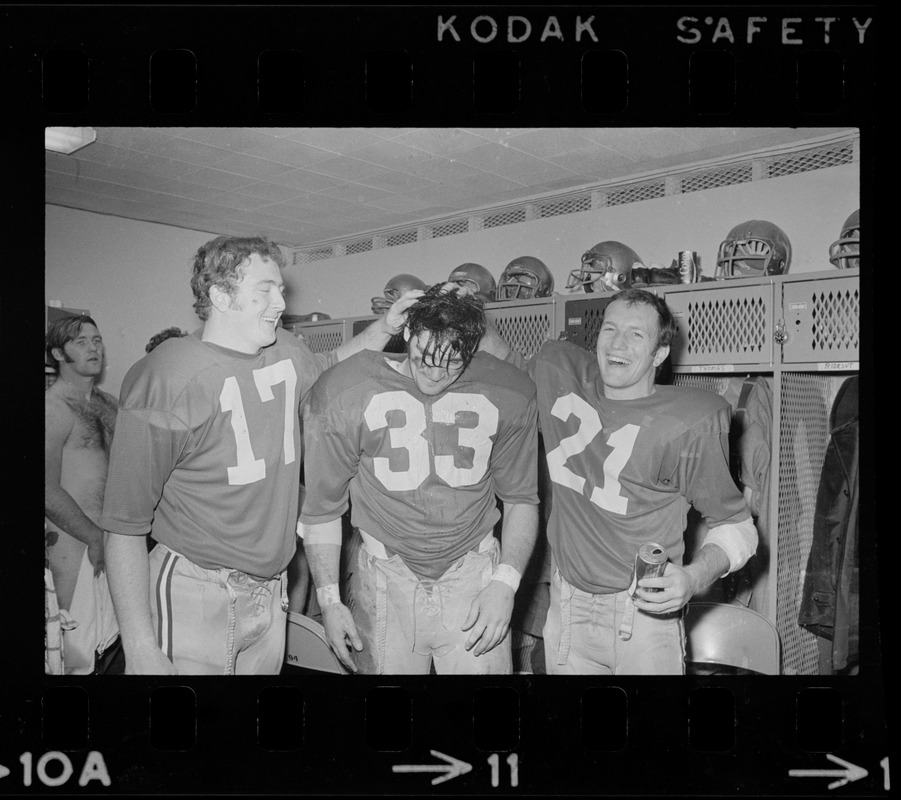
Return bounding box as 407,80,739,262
774,319,788,345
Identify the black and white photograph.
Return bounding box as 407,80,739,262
43,125,863,681
7,3,882,796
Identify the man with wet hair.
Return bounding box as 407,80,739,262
300,286,539,674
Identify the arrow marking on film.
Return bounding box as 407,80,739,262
789,754,868,790
393,750,472,785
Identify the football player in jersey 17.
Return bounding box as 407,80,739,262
101,236,421,675
300,286,540,674
485,288,758,674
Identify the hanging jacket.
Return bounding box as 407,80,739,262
798,376,859,673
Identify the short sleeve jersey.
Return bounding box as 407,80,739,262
533,340,748,594
101,329,333,578
299,350,539,580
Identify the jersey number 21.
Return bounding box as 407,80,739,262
545,392,639,514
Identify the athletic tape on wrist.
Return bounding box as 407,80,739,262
316,583,341,607
491,564,522,592
303,526,343,546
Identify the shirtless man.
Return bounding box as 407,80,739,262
44,315,120,674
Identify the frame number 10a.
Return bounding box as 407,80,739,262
488,753,519,788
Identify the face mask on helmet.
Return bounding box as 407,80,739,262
828,209,860,270
371,273,427,315
715,220,792,278
496,256,554,301
447,263,496,303
567,241,643,293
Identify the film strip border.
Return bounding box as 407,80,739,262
8,3,882,797
5,678,888,794
10,6,876,121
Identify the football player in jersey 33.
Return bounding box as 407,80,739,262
101,236,421,675
300,286,540,674
484,289,758,675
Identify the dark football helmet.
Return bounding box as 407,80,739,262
370,273,427,315
567,241,643,293
715,220,792,278
828,209,860,270
447,263,497,304
496,256,554,301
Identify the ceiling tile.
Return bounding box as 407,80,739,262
502,128,603,160
184,167,260,191
355,169,437,193
174,127,281,152
363,194,444,214
460,128,540,143
270,169,346,192
236,181,305,202
304,155,389,181
393,156,484,184
284,128,387,154
340,139,438,173
209,153,297,180
319,183,396,205
239,136,338,168
140,135,233,167
393,128,495,156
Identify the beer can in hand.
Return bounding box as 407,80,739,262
627,542,668,598
677,251,699,283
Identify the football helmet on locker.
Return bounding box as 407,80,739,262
828,209,860,270
567,241,643,293
496,256,555,301
370,273,428,315
447,263,497,304
715,220,792,278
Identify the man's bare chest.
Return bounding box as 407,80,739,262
64,396,116,452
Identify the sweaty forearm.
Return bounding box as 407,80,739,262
498,503,539,576
45,488,104,546
683,543,732,597
334,316,393,361
104,531,157,652
300,520,344,590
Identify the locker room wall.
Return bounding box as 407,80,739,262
44,161,858,400
286,163,859,319
44,206,238,400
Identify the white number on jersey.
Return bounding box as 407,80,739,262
364,391,499,491
545,392,639,514
220,359,298,486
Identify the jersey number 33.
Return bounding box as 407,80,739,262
364,390,499,491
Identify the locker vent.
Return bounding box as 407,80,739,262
687,296,768,357
811,288,860,352
297,328,344,354
492,311,553,357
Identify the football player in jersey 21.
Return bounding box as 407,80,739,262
483,288,759,674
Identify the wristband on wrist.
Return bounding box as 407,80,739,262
316,583,341,607
491,564,522,592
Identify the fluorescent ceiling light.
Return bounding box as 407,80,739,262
45,127,97,154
